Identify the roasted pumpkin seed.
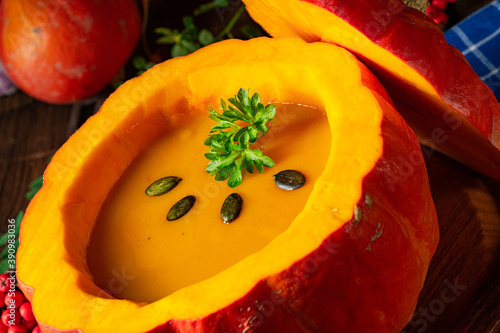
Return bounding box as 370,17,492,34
167,195,196,221
273,170,306,190
145,176,182,196
364,194,373,208
353,205,362,227
221,193,243,223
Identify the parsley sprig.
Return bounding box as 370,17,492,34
156,16,215,58
204,88,276,187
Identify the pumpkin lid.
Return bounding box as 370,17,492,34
242,0,500,180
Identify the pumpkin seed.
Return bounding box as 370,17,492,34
353,205,362,227
221,193,243,224
145,176,182,196
167,195,196,221
273,170,306,190
364,194,373,208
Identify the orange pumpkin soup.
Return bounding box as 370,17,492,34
86,102,331,302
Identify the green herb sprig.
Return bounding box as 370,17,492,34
204,88,276,187
155,3,255,58
155,16,215,58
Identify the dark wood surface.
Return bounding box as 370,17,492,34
403,153,500,333
1,0,499,332
0,92,105,225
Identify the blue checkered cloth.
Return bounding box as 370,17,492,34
445,0,500,101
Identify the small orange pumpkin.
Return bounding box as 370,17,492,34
0,0,141,104
17,37,438,332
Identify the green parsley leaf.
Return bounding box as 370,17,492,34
26,176,43,200
0,233,7,247
204,88,276,187
0,260,9,275
198,29,215,46
156,16,204,58
240,25,261,39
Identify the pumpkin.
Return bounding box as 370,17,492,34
0,0,141,104
242,0,500,180
17,37,438,332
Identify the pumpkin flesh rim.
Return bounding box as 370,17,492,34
17,37,384,332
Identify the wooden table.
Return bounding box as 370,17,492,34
403,152,500,332
1,0,499,332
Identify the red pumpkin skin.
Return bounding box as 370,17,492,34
0,0,141,104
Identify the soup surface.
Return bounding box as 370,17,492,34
87,102,331,302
